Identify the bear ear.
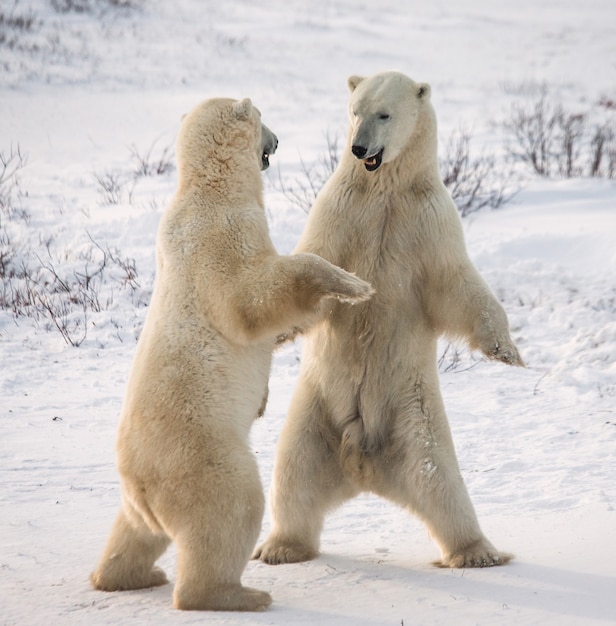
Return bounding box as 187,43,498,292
416,83,431,100
233,98,253,120
347,75,365,92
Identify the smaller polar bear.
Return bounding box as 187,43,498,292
90,97,373,611
254,71,523,570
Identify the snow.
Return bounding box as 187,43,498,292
1,1,615,624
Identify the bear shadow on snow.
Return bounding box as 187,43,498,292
90,96,374,611
254,70,523,570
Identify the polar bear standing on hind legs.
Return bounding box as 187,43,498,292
90,96,373,611
254,71,524,569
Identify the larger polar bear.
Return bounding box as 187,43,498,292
90,97,373,611
254,71,524,569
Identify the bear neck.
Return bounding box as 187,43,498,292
178,151,263,205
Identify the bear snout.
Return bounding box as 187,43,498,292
352,144,368,158
351,144,384,171
260,126,278,171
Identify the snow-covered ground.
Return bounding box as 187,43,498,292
1,1,615,624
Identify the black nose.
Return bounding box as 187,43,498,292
352,145,367,158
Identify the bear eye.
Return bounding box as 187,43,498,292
378,113,390,121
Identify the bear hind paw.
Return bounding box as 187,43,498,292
435,542,513,569
174,584,272,611
91,565,168,591
252,538,318,565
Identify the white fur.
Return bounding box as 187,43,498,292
254,71,523,569
90,97,373,611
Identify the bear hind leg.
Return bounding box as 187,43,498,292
174,581,272,612
382,461,513,568
414,457,514,568
168,470,271,611
405,463,513,568
254,385,359,565
372,395,513,569
172,525,272,611
91,507,170,591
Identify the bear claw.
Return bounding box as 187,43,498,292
435,549,513,569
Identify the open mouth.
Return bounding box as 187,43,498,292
363,148,384,172
261,151,271,171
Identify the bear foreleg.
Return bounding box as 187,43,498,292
226,254,374,344
471,302,524,367
431,265,524,367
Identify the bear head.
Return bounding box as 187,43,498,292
176,97,278,187
346,71,433,172
231,98,279,172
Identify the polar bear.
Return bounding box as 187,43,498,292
90,97,373,611
254,71,523,569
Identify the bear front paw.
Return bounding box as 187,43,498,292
482,338,524,367
330,272,375,305
276,325,306,345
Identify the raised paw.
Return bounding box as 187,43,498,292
252,538,318,565
329,271,375,305
482,337,524,367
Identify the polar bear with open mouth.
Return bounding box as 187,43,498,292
254,71,523,570
91,96,373,611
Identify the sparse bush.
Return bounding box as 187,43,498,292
94,141,174,205
439,129,520,217
273,129,518,217
502,92,563,177
0,146,30,287
3,234,144,346
129,140,175,178
557,113,585,178
1,144,150,346
50,0,143,15
2,0,142,86
589,121,616,178
27,278,89,347
438,342,479,373
0,145,29,219
0,7,41,49
271,131,340,214
598,97,616,111
502,91,616,179
94,170,133,205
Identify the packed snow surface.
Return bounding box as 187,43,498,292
1,1,615,624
